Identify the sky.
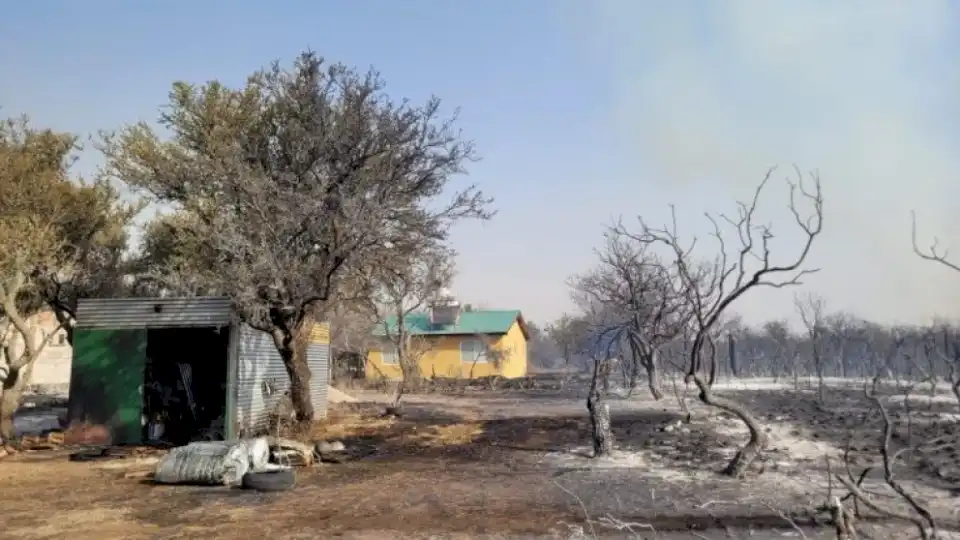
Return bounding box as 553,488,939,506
2,1,959,328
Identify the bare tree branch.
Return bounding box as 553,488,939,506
615,166,824,477
912,210,960,273
570,226,691,400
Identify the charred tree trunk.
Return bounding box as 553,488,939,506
812,339,826,404
628,335,664,400
274,322,315,425
691,375,768,477
951,377,960,412
587,359,614,457
814,358,826,404
728,335,738,377
646,352,664,400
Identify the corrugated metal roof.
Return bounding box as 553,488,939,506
75,297,233,329
373,309,525,337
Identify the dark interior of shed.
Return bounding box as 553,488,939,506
142,326,230,446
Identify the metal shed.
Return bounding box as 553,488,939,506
66,296,330,445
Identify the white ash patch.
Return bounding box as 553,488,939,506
709,379,791,391
541,445,652,468
888,392,959,406
540,446,712,482
710,414,843,470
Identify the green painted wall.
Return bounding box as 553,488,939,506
67,328,147,445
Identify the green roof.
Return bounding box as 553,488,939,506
373,309,527,338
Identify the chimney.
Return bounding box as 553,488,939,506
429,288,461,326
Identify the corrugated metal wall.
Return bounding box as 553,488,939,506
234,323,331,435
307,322,331,419
235,325,289,435
76,297,233,328
309,323,331,343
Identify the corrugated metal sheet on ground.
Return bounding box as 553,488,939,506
76,297,233,329
235,325,289,436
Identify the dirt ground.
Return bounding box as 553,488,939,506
4,378,960,539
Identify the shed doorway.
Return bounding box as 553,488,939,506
142,326,231,446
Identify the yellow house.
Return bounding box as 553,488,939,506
366,308,529,380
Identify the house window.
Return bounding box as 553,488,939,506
55,333,67,346
381,343,399,365
460,339,486,363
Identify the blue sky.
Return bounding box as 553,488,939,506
3,1,960,327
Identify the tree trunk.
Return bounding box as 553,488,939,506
691,376,767,477
52,307,75,347
814,350,826,404
646,355,664,400
728,335,738,377
0,363,33,442
950,377,960,412
275,325,315,425
588,394,613,457
392,360,419,408
601,363,610,394
587,359,614,457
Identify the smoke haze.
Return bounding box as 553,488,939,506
570,0,960,325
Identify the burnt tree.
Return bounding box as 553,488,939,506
621,167,824,477
571,228,689,400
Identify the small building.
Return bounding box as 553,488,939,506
66,296,330,445
366,297,529,380
3,310,72,392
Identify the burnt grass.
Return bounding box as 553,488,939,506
125,411,818,536
315,387,960,532
724,385,960,490
6,383,960,538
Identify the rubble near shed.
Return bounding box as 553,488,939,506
268,437,316,467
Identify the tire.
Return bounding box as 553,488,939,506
240,469,296,492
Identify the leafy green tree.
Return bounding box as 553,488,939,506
0,117,135,439
107,53,493,423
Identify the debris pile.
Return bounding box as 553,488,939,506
0,431,67,460
314,439,347,463
154,438,271,486
149,437,309,492
268,437,316,467
18,431,65,450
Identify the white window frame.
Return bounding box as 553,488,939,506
460,339,486,363
381,342,399,365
